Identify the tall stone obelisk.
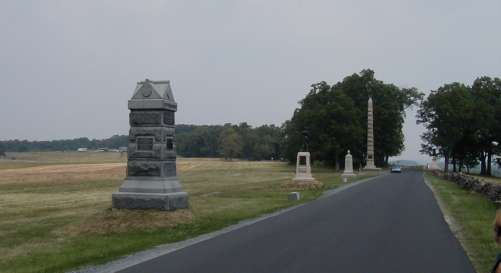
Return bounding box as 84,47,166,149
364,97,379,170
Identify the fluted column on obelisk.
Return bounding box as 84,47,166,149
364,97,379,170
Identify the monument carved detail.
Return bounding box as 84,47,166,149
163,111,175,126
130,112,162,126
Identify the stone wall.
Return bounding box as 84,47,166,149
432,171,501,203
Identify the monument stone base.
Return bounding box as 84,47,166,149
112,177,188,211
112,192,188,211
293,175,316,184
363,161,380,171
342,172,356,177
363,167,381,171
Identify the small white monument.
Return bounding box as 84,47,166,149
293,152,316,183
342,150,356,177
430,156,439,170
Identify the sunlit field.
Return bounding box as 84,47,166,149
0,152,379,273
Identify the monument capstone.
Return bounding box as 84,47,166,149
112,79,188,211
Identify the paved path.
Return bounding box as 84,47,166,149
120,171,475,273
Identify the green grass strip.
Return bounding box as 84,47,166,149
426,173,499,273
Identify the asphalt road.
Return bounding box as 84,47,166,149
120,170,475,273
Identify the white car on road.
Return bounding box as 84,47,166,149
391,165,402,173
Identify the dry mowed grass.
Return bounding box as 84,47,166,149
0,152,372,273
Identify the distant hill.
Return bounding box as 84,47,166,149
390,160,420,166
0,135,128,152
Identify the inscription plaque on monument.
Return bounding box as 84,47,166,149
112,79,188,210
137,137,154,151
130,112,162,126
164,111,175,125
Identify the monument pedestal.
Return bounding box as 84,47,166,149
293,173,316,183
112,192,188,211
112,177,188,210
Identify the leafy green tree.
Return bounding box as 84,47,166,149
336,70,422,166
471,76,501,175
251,125,283,160
177,125,223,157
176,123,283,160
235,122,255,159
218,127,243,160
417,83,475,173
0,143,5,157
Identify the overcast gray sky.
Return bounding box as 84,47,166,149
1,0,500,161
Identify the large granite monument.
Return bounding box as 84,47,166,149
364,97,380,170
112,79,188,210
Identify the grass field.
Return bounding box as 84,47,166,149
426,173,499,273
0,152,127,169
0,152,379,273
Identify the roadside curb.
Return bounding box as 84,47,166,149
422,173,475,272
70,173,385,273
423,174,462,236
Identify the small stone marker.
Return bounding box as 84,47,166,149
288,192,301,201
293,152,316,183
112,79,188,211
430,156,439,170
342,150,356,177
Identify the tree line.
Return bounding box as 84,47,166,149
0,124,284,161
1,69,417,168
176,123,283,160
283,69,422,169
0,135,128,153
418,76,501,175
